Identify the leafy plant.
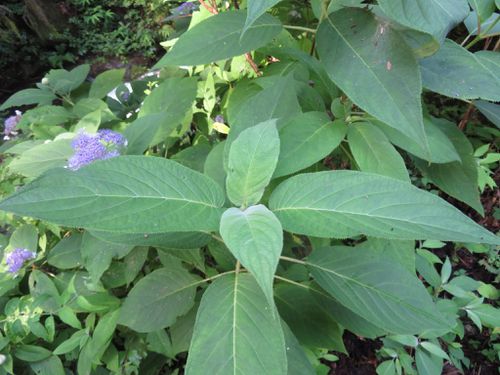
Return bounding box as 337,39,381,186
0,1,499,374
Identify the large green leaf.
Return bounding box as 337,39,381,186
269,171,500,244
220,205,283,306
475,100,500,129
155,10,282,67
468,0,496,22
226,121,280,206
185,273,287,375
414,118,483,215
47,233,83,270
378,0,469,41
372,118,460,164
8,139,74,178
275,283,345,351
0,156,225,233
274,113,346,178
89,68,125,99
316,8,429,156
306,246,451,334
0,89,56,110
224,76,301,167
90,230,210,249
119,263,201,332
347,122,409,182
358,238,416,274
421,39,500,101
45,64,90,94
282,322,315,375
244,1,282,33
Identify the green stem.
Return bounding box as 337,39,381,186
279,255,307,265
283,25,317,34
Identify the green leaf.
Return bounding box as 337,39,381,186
415,346,443,375
372,118,460,164
139,77,198,145
468,0,496,22
18,105,74,127
81,232,134,283
377,360,397,375
414,118,484,215
475,100,500,129
46,64,90,95
269,171,499,244
0,156,225,233
358,238,416,274
226,121,280,206
53,330,87,355
468,304,500,328
378,0,469,41
0,89,56,110
74,110,101,133
224,76,301,167
30,356,65,375
204,141,227,194
281,322,315,375
421,39,500,101
420,341,450,360
347,122,409,181
119,264,200,332
317,8,429,157
8,139,73,178
306,246,450,334
274,113,347,178
14,345,52,362
244,1,282,33
9,224,38,252
124,115,161,155
464,11,500,35
155,10,282,67
89,69,126,99
275,283,345,351
87,309,119,358
185,273,287,375
90,230,210,249
47,232,83,269
220,205,283,306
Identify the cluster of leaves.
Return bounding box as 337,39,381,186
0,1,499,374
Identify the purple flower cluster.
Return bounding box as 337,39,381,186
5,248,36,273
177,2,198,15
68,129,127,170
214,115,225,123
3,110,22,140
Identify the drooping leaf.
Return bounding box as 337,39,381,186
317,8,429,157
0,89,56,110
372,117,460,163
347,122,409,181
220,205,283,306
274,113,347,178
269,171,500,244
0,156,225,233
89,68,125,99
475,100,500,129
81,232,134,283
155,10,282,67
414,118,484,215
306,246,451,334
421,39,500,101
46,64,90,94
226,121,280,206
378,0,469,41
119,263,200,332
123,115,161,155
244,1,282,33
47,232,83,269
275,283,345,351
415,346,443,375
185,273,287,375
8,139,74,178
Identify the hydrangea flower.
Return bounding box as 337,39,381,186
5,248,36,273
68,129,127,170
3,110,22,140
177,2,198,15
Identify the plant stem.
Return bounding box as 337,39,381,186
283,25,317,34
199,0,217,14
279,255,306,265
465,16,500,49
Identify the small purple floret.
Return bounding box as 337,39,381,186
3,110,22,140
215,115,225,123
5,248,36,273
68,130,127,170
177,2,197,14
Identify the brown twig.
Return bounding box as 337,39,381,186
245,53,262,75
458,103,475,130
199,0,217,14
